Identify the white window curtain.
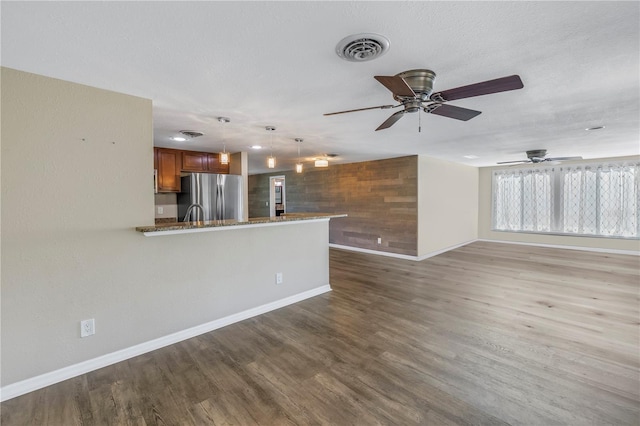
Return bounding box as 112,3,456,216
493,161,639,239
493,167,553,232
559,163,639,237
560,165,598,235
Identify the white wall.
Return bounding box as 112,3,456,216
1,68,330,390
478,160,640,252
417,156,479,257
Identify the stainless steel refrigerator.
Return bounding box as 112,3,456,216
177,173,243,222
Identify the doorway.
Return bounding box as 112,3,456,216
269,176,286,217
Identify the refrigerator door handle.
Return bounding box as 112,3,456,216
154,169,158,194
217,183,224,219
195,174,202,221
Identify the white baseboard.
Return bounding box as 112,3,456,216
0,284,332,402
329,243,419,260
477,239,640,256
415,239,478,261
329,240,477,261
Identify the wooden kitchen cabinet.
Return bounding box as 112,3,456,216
181,150,229,174
182,151,209,172
154,148,230,193
155,148,181,192
207,153,229,174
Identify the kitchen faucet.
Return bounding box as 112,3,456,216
183,203,205,222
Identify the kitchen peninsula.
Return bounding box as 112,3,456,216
3,67,346,402
136,213,347,236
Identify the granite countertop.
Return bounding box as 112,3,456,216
136,213,347,235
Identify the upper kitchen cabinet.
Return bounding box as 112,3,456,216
181,150,229,174
154,148,230,193
207,153,229,174
155,148,181,192
181,151,208,172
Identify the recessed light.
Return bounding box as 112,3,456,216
586,126,605,131
251,145,262,150
463,155,479,159
171,136,187,142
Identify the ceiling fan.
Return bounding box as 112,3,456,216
324,69,524,131
497,149,583,165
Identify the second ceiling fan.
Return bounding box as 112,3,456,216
324,69,524,131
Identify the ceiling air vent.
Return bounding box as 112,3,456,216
335,33,390,62
180,130,204,138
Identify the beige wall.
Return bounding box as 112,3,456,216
478,159,640,252
417,156,479,257
1,68,330,388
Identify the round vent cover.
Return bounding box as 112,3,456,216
335,33,390,62
180,130,204,138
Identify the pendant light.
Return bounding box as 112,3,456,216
315,157,329,168
218,117,230,165
295,138,303,173
266,126,276,169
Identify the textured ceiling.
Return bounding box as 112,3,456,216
2,1,638,174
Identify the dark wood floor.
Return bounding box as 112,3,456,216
2,241,639,425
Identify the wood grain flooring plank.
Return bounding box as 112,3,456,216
2,242,639,425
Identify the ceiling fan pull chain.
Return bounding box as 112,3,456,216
419,107,422,133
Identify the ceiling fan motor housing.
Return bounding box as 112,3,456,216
394,69,436,102
527,149,547,162
404,100,422,113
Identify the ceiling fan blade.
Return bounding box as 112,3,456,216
431,75,524,102
374,75,416,97
375,110,405,131
427,104,482,121
324,104,397,116
497,160,531,164
546,156,583,161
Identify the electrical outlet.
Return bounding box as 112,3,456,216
265,201,269,206
157,206,164,214
276,272,283,284
377,237,382,244
80,319,95,337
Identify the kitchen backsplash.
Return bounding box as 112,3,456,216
154,193,178,219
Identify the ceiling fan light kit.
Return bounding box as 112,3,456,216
324,69,524,131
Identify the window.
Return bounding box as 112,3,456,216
492,161,639,239
493,167,553,232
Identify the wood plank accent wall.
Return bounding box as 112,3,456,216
248,156,418,256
